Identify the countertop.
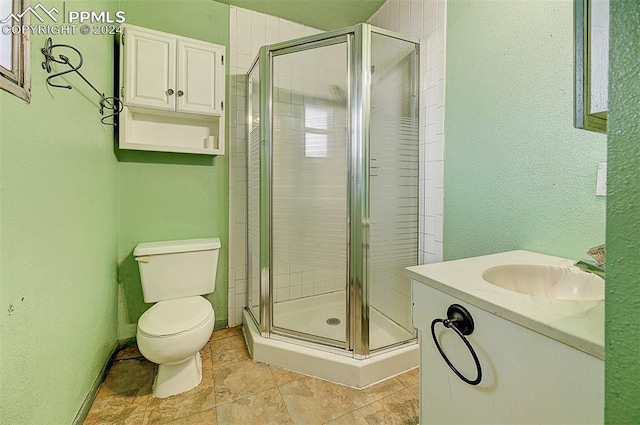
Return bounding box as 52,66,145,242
406,250,604,360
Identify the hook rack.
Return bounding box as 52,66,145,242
41,38,123,126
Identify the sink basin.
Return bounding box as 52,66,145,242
482,264,604,300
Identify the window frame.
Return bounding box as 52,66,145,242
0,0,31,103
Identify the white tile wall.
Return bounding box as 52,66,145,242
369,0,446,265
228,7,321,326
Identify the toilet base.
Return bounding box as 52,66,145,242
153,352,203,398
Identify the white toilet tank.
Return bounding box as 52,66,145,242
134,238,221,303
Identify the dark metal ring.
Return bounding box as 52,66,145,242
430,317,482,386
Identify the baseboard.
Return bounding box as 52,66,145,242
71,342,119,425
214,318,228,331
118,336,138,350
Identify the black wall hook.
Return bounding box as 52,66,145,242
41,37,122,126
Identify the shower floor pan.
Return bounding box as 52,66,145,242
242,291,418,388
272,291,414,349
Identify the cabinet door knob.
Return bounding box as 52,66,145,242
177,90,184,97
166,89,174,96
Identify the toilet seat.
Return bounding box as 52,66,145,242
138,296,214,338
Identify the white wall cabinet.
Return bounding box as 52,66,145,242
176,40,224,116
119,24,225,155
122,28,176,111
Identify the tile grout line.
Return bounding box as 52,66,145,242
271,368,300,424
210,342,218,425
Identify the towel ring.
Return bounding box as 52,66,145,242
430,304,482,386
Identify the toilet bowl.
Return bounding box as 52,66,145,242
137,296,215,398
134,238,221,398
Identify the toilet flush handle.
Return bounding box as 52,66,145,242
135,256,151,263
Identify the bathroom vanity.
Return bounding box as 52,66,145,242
409,250,604,424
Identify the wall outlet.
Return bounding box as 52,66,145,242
596,162,607,197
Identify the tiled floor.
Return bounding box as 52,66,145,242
84,326,419,425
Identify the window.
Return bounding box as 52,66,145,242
0,0,31,102
304,105,329,158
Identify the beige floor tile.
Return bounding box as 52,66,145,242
84,388,149,425
408,383,419,397
201,343,213,371
98,358,155,397
279,377,357,425
210,335,250,369
216,388,293,425
115,346,144,361
165,409,217,425
143,368,216,424
358,387,419,425
396,367,419,387
341,377,405,408
270,366,306,387
323,410,369,425
209,326,243,341
213,359,276,406
87,338,418,425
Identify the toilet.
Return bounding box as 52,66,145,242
133,237,220,398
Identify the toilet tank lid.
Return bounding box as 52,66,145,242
134,238,221,257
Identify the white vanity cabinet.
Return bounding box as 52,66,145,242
413,283,603,424
408,251,605,425
118,24,225,155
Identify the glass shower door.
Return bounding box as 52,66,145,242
270,37,350,347
368,31,419,351
247,59,261,327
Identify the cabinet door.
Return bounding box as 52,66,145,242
176,40,224,116
123,27,176,111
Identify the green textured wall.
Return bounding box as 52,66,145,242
606,1,640,422
116,0,230,338
0,1,119,423
444,0,606,261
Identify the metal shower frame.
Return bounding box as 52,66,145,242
246,23,420,358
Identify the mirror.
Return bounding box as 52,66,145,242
575,0,609,133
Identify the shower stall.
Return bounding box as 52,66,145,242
243,23,420,387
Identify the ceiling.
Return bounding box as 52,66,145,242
220,0,387,30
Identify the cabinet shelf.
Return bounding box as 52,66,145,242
119,106,223,155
